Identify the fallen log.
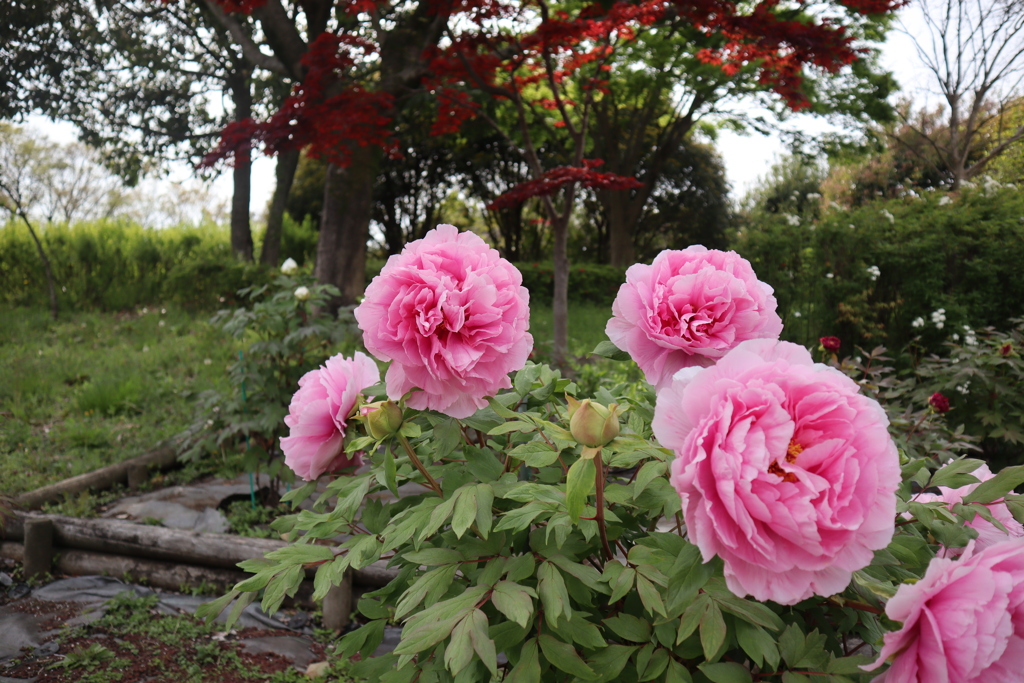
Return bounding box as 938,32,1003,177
0,541,315,606
4,512,396,588
15,445,179,510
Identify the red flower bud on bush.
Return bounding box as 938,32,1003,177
819,336,841,352
1001,343,1013,357
929,392,950,413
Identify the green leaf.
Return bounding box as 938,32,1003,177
445,613,475,675
489,421,536,436
264,544,334,564
197,590,239,624
505,553,536,582
636,574,667,617
698,662,753,683
509,440,561,467
433,418,464,460
538,635,598,680
395,565,458,620
464,445,505,482
538,561,571,626
383,446,399,497
604,613,652,643
507,638,541,683
394,613,463,655
467,609,498,678
418,488,463,541
404,548,464,566
452,486,478,538
609,566,636,603
827,655,876,674
548,554,605,591
676,593,710,645
929,457,984,489
491,581,536,628
474,483,494,539
591,340,631,361
587,645,638,683
700,599,727,661
639,648,670,682
781,672,810,683
665,659,693,683
633,460,668,498
566,457,596,523
963,464,1024,504
712,593,785,632
735,621,780,669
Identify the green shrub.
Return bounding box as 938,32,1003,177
0,219,269,311
516,262,627,306
733,183,1024,356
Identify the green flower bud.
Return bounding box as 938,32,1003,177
566,396,623,448
361,400,404,439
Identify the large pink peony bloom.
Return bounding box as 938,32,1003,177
354,224,532,419
607,247,783,392
652,339,900,604
865,539,1024,683
913,464,1024,557
280,351,380,481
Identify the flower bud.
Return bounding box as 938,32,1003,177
294,286,311,301
566,396,622,448
819,336,841,353
280,257,298,275
361,400,404,439
1001,343,1013,357
928,392,950,414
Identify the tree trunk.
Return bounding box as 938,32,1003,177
229,73,254,261
260,147,300,266
315,147,380,306
604,191,636,267
17,212,58,320
551,213,569,363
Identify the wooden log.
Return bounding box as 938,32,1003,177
4,513,397,588
15,446,179,510
0,541,315,606
23,518,53,580
322,569,353,632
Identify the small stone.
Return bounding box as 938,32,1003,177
306,661,331,677
0,572,12,587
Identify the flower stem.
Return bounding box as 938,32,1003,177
398,433,444,498
594,449,615,561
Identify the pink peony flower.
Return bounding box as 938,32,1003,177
607,247,783,392
913,464,1024,557
652,339,900,604
865,539,1024,683
280,351,380,481
354,224,532,419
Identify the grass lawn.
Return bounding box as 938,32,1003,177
0,306,236,500
528,302,613,358
0,300,616,504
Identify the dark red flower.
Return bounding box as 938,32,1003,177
820,336,841,352
1001,343,1013,357
929,392,950,414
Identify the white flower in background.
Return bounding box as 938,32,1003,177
784,213,800,226
956,382,971,395
793,311,802,318
938,195,952,206
962,180,977,190
280,257,299,275
141,307,148,314
931,308,947,327
963,325,977,346
160,308,166,315
158,320,165,327
807,192,822,200
142,345,150,353
866,265,881,281
830,201,845,211
982,175,1002,196
925,187,936,192
294,286,311,301
936,321,945,329
1008,183,1018,191
826,273,834,279
219,296,226,303
203,358,212,366
952,333,960,341
849,224,856,229
880,209,895,224
912,317,925,328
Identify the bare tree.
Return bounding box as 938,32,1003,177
900,0,1024,188
0,124,61,319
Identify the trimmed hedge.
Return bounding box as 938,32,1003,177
514,261,627,306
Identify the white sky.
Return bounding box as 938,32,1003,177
26,2,935,215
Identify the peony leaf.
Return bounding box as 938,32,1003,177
491,581,536,628
963,464,1024,504
538,634,598,680
565,457,596,523
698,662,753,683
700,599,727,660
